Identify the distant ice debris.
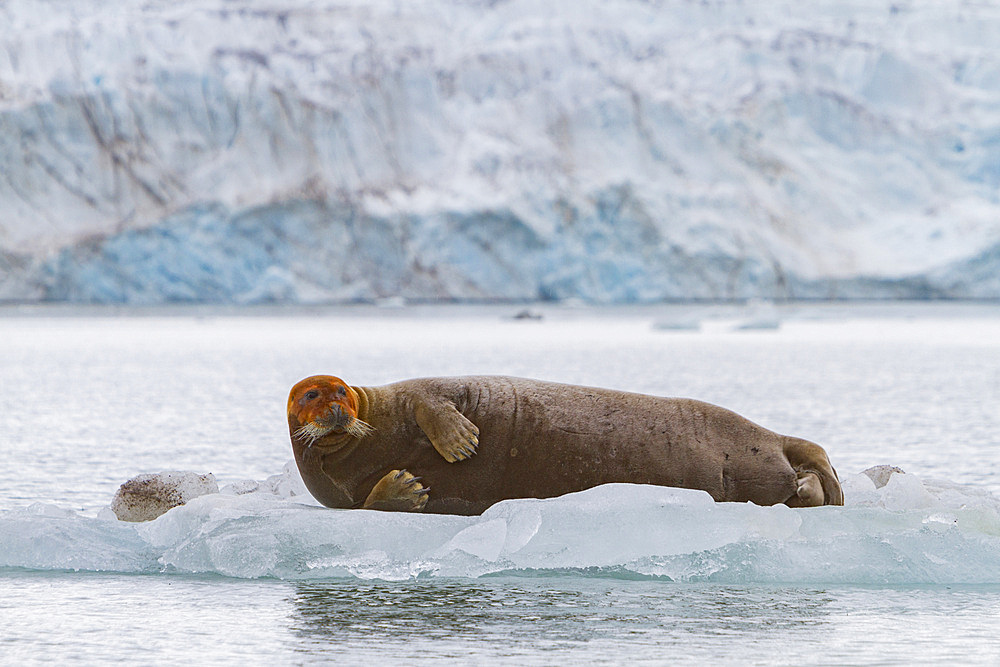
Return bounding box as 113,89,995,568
375,296,407,309
110,472,218,522
510,309,544,321
734,300,782,331
651,316,702,332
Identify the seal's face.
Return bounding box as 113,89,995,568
287,375,373,445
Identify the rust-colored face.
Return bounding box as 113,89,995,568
287,375,367,445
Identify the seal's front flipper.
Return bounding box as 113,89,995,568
414,400,480,463
363,469,430,511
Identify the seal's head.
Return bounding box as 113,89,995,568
287,375,374,446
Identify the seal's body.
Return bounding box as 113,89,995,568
288,375,843,515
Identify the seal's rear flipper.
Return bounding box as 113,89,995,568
782,438,844,507
786,471,824,507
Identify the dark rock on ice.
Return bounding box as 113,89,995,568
111,472,218,522
862,465,907,490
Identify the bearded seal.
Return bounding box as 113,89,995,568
287,375,843,515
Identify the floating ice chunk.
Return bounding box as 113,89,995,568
110,471,219,522
145,493,463,579
0,505,158,573
734,300,781,331
428,484,804,575
651,316,701,331
845,468,1000,523
221,480,261,496
260,460,313,501
23,503,79,518
842,472,880,506
880,472,937,510
6,472,1000,582
436,518,508,561
500,505,544,554
220,460,314,502
922,477,1000,514
376,296,407,309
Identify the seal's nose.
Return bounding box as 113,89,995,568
325,402,351,431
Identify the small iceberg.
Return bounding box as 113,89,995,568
734,300,782,331
651,317,702,332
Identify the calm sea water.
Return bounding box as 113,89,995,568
2,303,1000,664
4,573,1000,665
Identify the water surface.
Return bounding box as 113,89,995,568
2,303,1000,663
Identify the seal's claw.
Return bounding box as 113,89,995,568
363,469,430,511
415,401,481,463
434,427,478,462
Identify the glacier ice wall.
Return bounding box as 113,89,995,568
2,0,1000,303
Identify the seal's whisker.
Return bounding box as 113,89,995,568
294,423,324,446
295,416,371,442
346,417,375,439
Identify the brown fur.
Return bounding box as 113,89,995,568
287,375,844,515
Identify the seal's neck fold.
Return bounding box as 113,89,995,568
352,385,371,424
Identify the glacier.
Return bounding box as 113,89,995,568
2,0,1000,303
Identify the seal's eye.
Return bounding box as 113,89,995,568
335,385,347,397
304,390,320,401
